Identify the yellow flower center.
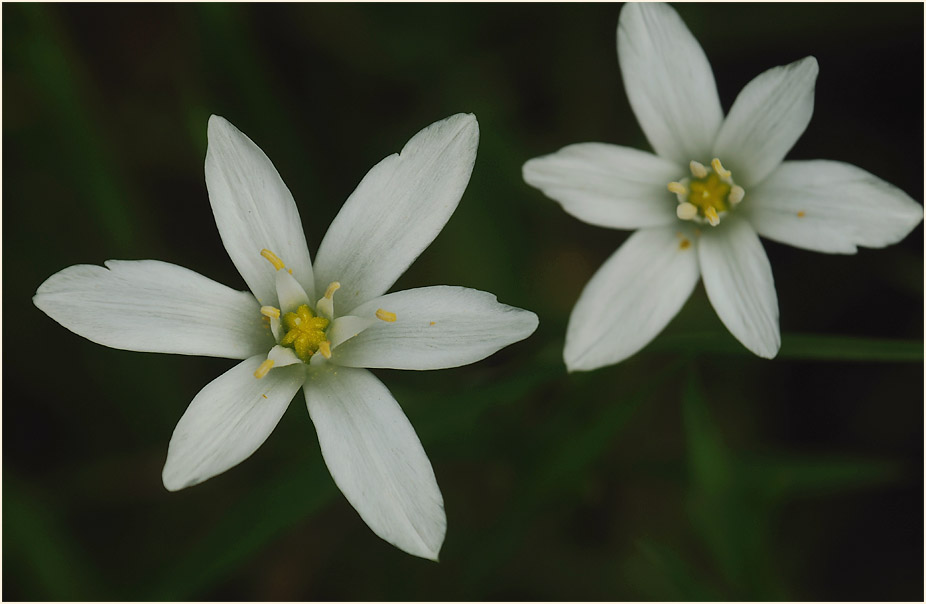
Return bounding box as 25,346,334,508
252,249,400,379
280,304,330,362
667,158,745,226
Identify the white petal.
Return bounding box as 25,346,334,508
33,260,271,358
564,227,700,372
617,2,723,165
522,143,680,229
305,366,444,560
268,345,302,367
328,315,376,349
274,268,310,314
713,57,818,187
162,356,306,491
746,160,924,254
205,115,315,305
313,114,479,314
330,286,539,370
699,218,780,358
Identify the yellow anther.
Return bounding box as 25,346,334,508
260,249,286,271
677,202,698,221
679,238,691,250
429,321,436,326
704,206,720,226
797,211,806,218
262,394,268,399
254,358,275,379
324,281,341,299
376,309,397,322
260,305,281,319
711,158,731,180
689,160,708,179
318,340,332,359
729,185,745,205
667,181,687,196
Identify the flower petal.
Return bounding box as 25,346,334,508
522,143,680,229
162,356,306,491
312,114,479,314
274,268,310,314
328,315,376,349
712,57,818,187
330,286,539,370
33,260,271,358
617,2,723,165
268,345,302,367
305,366,444,560
205,115,315,305
746,160,924,254
564,227,700,371
699,218,780,358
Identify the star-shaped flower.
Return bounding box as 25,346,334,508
34,113,538,560
523,2,922,371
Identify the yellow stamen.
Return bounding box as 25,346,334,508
429,321,436,326
260,249,286,271
667,181,687,196
689,160,708,179
797,211,806,218
679,238,691,250
254,359,274,379
375,309,397,322
260,305,281,319
676,202,698,221
711,158,731,180
704,206,720,226
262,394,268,399
324,281,341,299
729,185,745,205
318,340,332,359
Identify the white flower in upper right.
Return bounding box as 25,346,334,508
523,2,923,371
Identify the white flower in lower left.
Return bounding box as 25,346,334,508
34,114,538,560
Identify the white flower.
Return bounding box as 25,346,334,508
34,113,538,560
523,2,922,372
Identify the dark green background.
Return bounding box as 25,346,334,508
4,3,923,600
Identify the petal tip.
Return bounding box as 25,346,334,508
161,467,185,492
162,464,204,492
207,113,229,133
758,343,780,360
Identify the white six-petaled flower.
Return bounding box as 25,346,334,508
34,113,539,560
523,2,923,372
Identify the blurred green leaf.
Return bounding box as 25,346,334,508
683,365,785,600
630,538,721,601
460,359,685,592
682,366,732,494
3,472,105,600
144,457,336,600
649,331,922,363
18,4,140,251
749,455,904,503
682,365,908,600
779,334,923,362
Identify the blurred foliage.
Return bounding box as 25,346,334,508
3,3,923,601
